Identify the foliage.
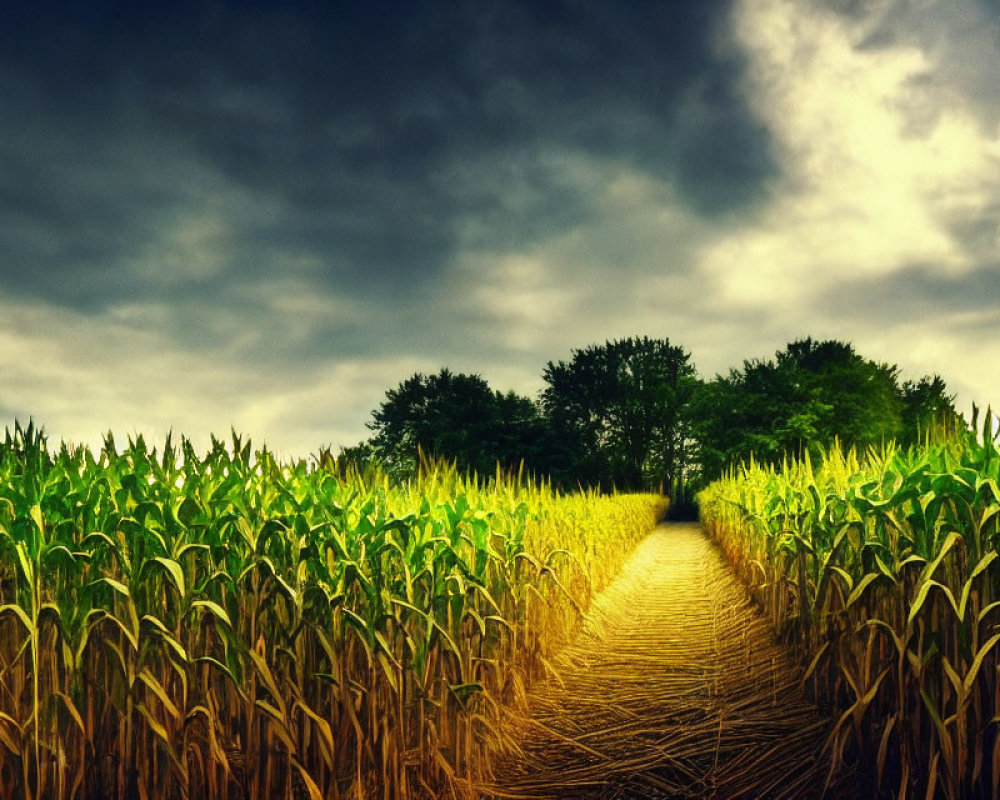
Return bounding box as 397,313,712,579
899,374,962,447
691,338,955,481
541,336,698,492
0,419,666,799
699,409,1000,799
367,369,549,480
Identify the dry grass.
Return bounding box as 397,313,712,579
481,523,854,799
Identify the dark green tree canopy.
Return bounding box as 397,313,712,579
899,374,961,446
367,369,547,478
352,337,962,496
691,337,957,478
541,336,697,492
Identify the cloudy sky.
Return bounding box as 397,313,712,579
2,0,998,458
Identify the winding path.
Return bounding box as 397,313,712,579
486,523,856,799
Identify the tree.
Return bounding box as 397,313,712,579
690,338,931,479
314,441,376,480
899,374,961,446
366,369,548,478
541,337,698,492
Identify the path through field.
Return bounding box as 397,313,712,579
485,523,855,799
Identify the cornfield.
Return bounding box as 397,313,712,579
699,409,1000,799
0,421,667,800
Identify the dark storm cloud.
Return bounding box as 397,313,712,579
5,0,1000,457
0,0,775,328
822,264,1000,323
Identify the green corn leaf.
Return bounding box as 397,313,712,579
151,556,186,600
92,576,131,599
921,530,962,583
941,655,963,696
373,630,400,670
376,651,399,694
193,657,247,700
873,554,895,582
138,668,181,720
188,599,232,628
448,682,484,706
957,551,998,621
828,566,853,592
13,542,33,585
0,604,32,635
248,649,287,718
99,610,139,652
801,641,830,687
140,615,188,662
28,504,44,539
908,579,957,627
964,632,1000,694
52,691,85,737
978,600,1000,625
846,573,882,609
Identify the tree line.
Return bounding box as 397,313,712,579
338,336,961,506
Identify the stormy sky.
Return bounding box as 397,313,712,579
2,0,999,457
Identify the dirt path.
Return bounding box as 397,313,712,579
485,523,855,799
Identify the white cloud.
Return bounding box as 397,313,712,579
862,309,1000,418
700,0,1000,311
458,253,580,352
0,296,421,459
226,356,440,453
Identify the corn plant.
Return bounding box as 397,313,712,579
0,420,667,800
699,408,1000,799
